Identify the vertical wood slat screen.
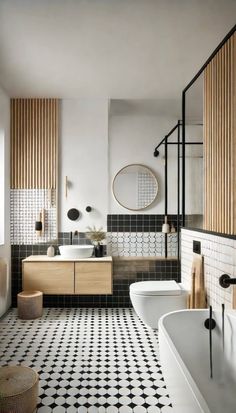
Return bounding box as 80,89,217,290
10,99,58,189
204,32,236,234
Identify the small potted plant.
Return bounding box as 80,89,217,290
86,226,106,257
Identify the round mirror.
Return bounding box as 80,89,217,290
113,164,158,210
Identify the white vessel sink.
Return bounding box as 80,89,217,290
59,245,94,259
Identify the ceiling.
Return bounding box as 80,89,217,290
0,0,235,99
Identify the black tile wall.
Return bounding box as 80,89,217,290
107,214,179,232
12,254,179,308
112,259,180,308
11,228,180,308
11,232,103,307
107,213,203,233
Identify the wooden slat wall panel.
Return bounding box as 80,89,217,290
10,99,58,189
204,33,235,234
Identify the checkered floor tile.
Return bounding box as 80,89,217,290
0,308,173,413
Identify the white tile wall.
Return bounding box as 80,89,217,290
10,189,57,245
181,228,236,309
107,232,178,257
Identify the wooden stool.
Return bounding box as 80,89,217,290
17,291,43,320
0,365,39,413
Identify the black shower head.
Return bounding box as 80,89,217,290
153,149,159,157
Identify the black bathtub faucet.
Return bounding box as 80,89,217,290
204,306,216,331
219,274,236,288
204,305,215,379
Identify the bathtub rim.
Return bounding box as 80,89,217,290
158,309,236,413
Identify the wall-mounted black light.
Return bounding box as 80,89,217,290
35,221,42,231
35,209,45,236
35,220,42,236
67,208,80,221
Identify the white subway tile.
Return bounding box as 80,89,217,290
181,229,236,309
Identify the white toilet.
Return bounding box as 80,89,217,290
130,280,188,329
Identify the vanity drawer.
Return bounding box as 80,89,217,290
23,262,74,294
75,262,112,294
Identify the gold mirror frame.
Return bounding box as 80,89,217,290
112,163,158,211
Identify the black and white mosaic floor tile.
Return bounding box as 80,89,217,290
0,308,173,413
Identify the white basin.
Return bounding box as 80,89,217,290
59,245,94,259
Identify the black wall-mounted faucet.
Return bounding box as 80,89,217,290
69,231,73,245
219,274,236,288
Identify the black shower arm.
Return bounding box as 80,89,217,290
219,274,236,288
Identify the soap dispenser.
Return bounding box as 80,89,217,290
47,245,55,257
171,224,176,233
162,216,170,233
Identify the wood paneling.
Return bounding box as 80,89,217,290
23,262,74,294
204,33,236,234
75,262,112,295
10,99,58,189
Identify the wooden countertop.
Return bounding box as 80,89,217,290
23,255,112,263
23,255,177,263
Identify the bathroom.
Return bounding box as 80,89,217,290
0,1,236,412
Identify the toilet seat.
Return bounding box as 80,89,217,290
130,280,182,296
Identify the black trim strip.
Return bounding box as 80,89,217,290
183,24,236,93
164,137,168,259
177,121,180,266
181,227,236,240
182,92,185,227
166,142,203,145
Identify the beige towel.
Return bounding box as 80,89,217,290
0,258,7,298
232,287,236,309
188,254,206,309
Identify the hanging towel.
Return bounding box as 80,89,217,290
188,254,206,309
0,258,7,296
232,287,236,309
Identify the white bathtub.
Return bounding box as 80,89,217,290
159,309,236,413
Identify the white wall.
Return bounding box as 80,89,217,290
181,228,235,309
59,99,181,233
109,113,179,214
0,87,10,316
59,99,109,232
109,114,204,215
185,125,203,215
59,99,203,231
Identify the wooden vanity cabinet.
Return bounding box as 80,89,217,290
75,262,112,294
22,258,113,295
23,262,74,294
